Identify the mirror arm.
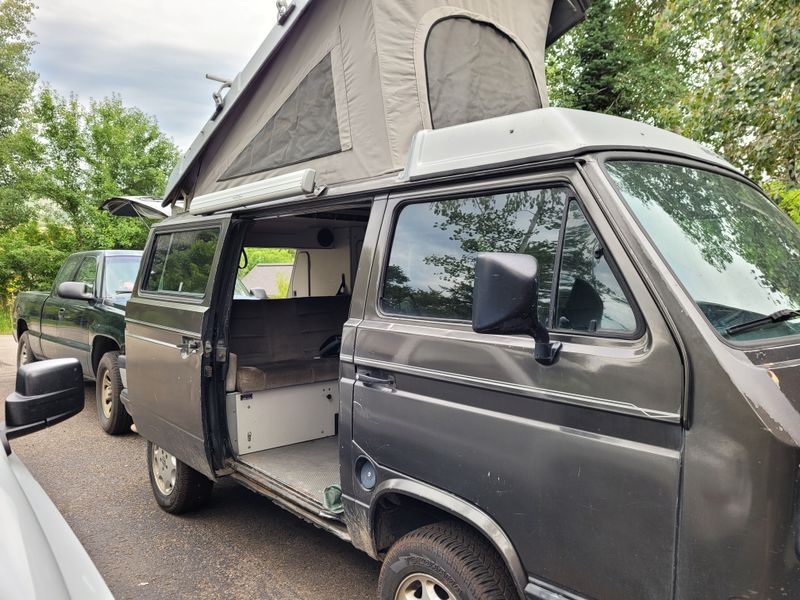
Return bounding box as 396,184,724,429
530,320,562,366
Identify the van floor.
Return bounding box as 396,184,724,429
237,436,339,506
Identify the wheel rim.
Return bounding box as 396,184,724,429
101,370,113,419
151,444,177,496
395,573,458,600
20,340,30,365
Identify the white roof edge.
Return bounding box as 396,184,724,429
401,108,737,181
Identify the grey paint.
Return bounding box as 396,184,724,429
128,111,800,598
0,450,112,600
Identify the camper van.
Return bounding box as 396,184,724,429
118,0,800,598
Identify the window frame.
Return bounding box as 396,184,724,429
139,226,222,303
376,179,644,341
52,255,83,297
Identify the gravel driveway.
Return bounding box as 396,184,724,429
0,335,378,599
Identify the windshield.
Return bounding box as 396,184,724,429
605,160,800,342
104,255,141,297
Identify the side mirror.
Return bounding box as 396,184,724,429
250,287,268,299
2,358,84,450
58,281,94,301
472,252,561,365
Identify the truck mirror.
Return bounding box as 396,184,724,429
471,252,561,365
3,358,85,444
58,281,94,301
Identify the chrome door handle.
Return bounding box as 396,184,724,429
57,307,66,319
356,372,395,388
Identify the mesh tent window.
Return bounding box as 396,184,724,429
425,17,540,129
221,53,341,181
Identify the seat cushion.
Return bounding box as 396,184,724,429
236,357,339,393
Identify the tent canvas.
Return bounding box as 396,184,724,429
165,0,588,208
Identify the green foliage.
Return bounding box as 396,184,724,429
548,0,800,225
274,272,290,299
238,247,296,277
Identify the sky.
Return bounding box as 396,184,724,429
29,0,278,150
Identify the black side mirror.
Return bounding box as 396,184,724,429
472,252,561,365
58,281,94,301
2,358,84,451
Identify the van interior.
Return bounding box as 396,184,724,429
223,203,370,520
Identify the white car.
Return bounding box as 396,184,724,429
1,359,113,600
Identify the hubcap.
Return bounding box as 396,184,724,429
152,444,177,496
101,370,113,419
395,573,458,600
20,341,30,364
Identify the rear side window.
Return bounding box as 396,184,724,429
382,187,568,322
142,229,219,296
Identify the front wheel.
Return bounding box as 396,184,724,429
16,331,37,368
95,351,131,435
378,522,516,600
147,441,213,514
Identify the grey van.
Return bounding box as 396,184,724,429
119,1,800,598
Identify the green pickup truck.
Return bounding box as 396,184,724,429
12,249,142,434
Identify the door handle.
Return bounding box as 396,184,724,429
57,307,66,319
179,337,201,359
356,372,395,389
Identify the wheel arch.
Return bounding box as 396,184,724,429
91,335,121,377
369,478,527,599
16,319,28,340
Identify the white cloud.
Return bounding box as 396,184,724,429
30,0,278,149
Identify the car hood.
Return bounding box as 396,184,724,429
0,450,112,599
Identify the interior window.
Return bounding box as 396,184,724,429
555,201,636,333
74,257,98,293
382,187,569,321
143,229,219,296
220,54,340,180
237,248,295,299
425,17,540,128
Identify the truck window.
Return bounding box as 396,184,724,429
104,255,140,296
555,200,637,333
142,229,219,296
74,257,98,294
382,187,569,322
53,255,82,295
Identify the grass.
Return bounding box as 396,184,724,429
0,308,12,335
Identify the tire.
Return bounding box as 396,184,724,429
378,522,516,600
16,331,37,368
95,351,132,435
147,441,213,514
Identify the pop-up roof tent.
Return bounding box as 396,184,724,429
164,0,588,209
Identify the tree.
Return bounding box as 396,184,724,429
0,0,37,232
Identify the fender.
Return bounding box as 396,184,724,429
370,477,527,599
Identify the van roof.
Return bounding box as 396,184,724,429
163,0,590,207
401,108,737,181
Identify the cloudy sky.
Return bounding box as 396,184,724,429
30,0,278,149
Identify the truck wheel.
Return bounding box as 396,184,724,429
147,441,213,514
95,351,131,435
16,331,37,368
378,522,516,600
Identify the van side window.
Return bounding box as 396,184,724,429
555,201,636,333
382,187,569,321
142,229,219,296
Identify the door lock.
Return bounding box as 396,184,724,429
180,337,202,359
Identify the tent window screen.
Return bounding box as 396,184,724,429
221,54,341,180
425,17,540,129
